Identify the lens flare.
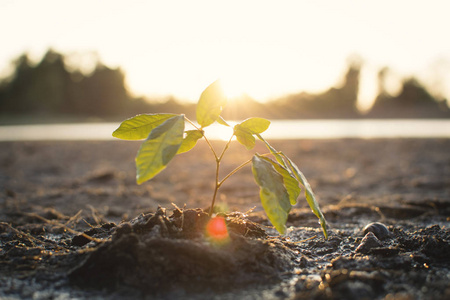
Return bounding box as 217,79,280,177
206,216,229,243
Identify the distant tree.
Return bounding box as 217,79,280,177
70,64,130,116
339,62,360,111
0,53,34,112
31,49,71,113
270,62,361,119
376,67,390,96
396,78,435,105
369,74,450,118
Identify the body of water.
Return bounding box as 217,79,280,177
0,119,449,141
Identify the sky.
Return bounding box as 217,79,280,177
1,0,449,110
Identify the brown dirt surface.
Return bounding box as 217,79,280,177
0,138,449,299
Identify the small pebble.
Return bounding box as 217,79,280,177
363,222,390,240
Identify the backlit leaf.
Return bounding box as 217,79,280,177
216,115,230,127
112,113,178,140
258,156,301,205
177,130,203,154
256,135,328,238
238,117,270,134
135,115,184,184
256,133,286,167
196,80,227,128
252,154,291,234
233,118,270,150
234,128,255,150
282,154,328,239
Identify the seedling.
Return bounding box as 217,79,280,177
113,80,328,238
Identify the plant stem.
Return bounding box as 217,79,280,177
218,135,234,161
217,152,275,191
218,158,252,187
185,117,275,217
209,158,221,216
209,134,234,216
209,148,276,216
184,117,218,161
183,117,222,216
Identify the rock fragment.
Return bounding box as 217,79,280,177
356,232,383,254
363,222,390,240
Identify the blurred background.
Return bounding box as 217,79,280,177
0,0,449,125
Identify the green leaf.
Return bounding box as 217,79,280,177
112,113,178,140
255,135,328,238
252,154,291,234
238,117,270,134
233,118,270,150
177,130,203,154
282,153,328,239
196,80,227,128
256,133,286,167
135,115,185,184
216,115,230,127
257,156,301,205
234,128,255,150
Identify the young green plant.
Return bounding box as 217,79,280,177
112,80,328,238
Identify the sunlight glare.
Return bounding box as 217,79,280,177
185,119,235,142
203,122,235,142
220,77,247,100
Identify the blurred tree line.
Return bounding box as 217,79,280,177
0,49,170,119
0,49,448,122
1,50,122,115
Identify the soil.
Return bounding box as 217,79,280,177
0,138,449,299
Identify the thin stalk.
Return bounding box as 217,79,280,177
218,158,252,187
187,116,277,216
204,135,219,162
209,134,234,216
218,134,234,161
183,117,222,216
184,117,218,161
218,152,275,188
210,151,276,216
209,158,221,216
